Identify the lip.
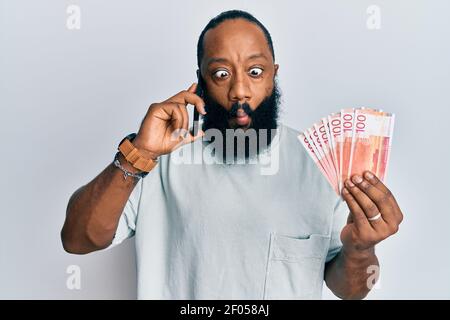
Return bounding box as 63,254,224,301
235,114,250,126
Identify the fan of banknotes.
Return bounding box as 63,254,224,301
298,108,395,195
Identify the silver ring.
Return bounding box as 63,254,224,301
368,212,382,221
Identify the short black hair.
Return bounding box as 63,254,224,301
196,10,275,69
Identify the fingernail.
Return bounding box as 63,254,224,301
342,188,349,194
345,179,355,187
365,171,374,179
352,175,363,184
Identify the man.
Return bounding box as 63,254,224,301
61,10,403,299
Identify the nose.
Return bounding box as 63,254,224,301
228,73,251,106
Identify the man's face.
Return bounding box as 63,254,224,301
199,18,279,130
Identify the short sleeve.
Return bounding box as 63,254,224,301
325,197,349,263
105,178,144,250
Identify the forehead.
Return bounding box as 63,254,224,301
202,18,272,63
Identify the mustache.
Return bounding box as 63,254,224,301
228,102,253,118
200,78,281,160
200,76,281,134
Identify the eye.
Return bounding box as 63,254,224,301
213,70,230,79
249,67,263,77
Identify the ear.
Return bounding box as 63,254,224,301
274,64,279,76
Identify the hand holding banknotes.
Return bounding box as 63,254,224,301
299,107,403,256
341,170,403,255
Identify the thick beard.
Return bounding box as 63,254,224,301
201,79,281,162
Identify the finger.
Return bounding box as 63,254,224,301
363,171,394,200
164,103,184,132
180,129,205,146
345,178,386,230
341,186,373,231
351,173,398,226
363,171,403,222
187,82,197,93
168,88,207,115
182,91,207,115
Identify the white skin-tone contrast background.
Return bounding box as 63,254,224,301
1,0,449,299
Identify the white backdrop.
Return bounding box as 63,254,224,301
1,0,449,299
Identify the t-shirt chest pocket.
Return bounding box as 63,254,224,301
263,233,331,299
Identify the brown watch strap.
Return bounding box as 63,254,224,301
118,139,158,172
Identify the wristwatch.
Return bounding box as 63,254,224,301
117,133,158,177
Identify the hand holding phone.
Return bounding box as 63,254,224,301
132,83,206,158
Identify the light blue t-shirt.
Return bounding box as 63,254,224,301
108,123,349,299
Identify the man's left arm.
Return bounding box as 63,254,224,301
325,171,403,299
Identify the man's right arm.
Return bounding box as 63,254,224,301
61,84,206,255
61,152,148,254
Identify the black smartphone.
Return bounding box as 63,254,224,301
192,69,204,136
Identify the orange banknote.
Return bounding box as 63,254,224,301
298,108,395,195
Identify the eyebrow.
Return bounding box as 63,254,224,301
206,53,268,67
